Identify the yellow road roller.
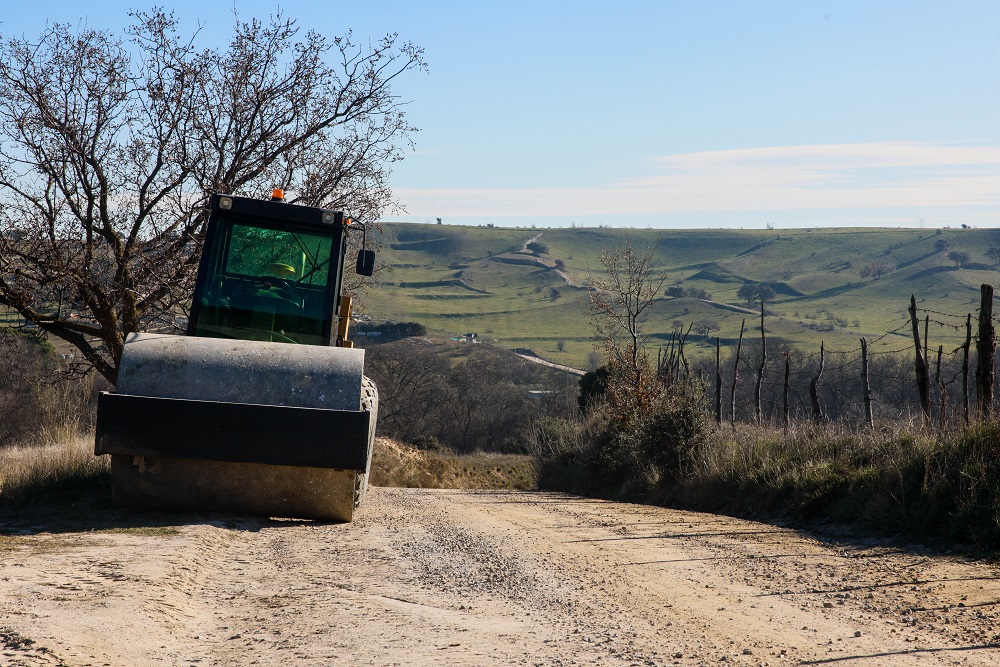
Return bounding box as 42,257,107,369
95,192,378,521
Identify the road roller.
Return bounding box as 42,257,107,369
94,192,378,521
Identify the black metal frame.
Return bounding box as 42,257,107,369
187,194,349,346
95,392,373,470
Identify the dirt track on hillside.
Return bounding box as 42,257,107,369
2,488,999,666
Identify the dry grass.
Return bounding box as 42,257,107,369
654,420,1000,548
371,437,535,490
529,395,1000,549
0,433,109,505
0,434,533,518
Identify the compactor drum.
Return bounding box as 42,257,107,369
95,193,378,521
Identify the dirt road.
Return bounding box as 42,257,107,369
2,488,999,666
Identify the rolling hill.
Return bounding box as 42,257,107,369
361,224,1000,369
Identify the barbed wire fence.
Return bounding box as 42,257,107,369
659,285,999,431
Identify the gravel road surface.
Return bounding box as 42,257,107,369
2,487,999,666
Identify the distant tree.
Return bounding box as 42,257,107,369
987,246,1000,266
554,258,566,270
665,286,685,298
589,239,666,409
737,284,775,307
692,318,720,335
934,239,951,253
586,351,602,372
947,251,971,268
756,284,776,304
737,284,758,307
860,258,896,281
526,241,549,255
556,339,565,353
549,287,561,301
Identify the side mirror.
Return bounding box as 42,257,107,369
356,249,375,276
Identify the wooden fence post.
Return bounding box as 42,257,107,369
861,337,874,428
963,313,971,425
909,295,931,427
730,319,745,428
755,302,766,424
924,315,929,372
714,337,722,424
976,284,995,419
937,344,946,429
783,353,790,434
809,341,825,422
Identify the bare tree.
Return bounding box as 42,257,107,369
860,258,896,281
0,10,425,383
589,239,666,411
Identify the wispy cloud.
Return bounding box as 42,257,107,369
393,142,1000,225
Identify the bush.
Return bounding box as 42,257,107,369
530,383,709,499
355,320,427,340
641,389,709,477
526,240,549,255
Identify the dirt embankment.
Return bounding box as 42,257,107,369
2,488,999,666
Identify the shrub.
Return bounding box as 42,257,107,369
641,389,709,477
526,240,549,255
531,383,709,499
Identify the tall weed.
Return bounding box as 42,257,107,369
0,435,109,507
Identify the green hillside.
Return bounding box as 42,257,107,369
362,224,1000,369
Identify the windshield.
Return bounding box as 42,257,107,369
188,218,338,345
225,224,332,287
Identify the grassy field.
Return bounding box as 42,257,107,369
363,224,1000,368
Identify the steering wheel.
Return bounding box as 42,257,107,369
252,277,302,307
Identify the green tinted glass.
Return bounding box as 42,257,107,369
226,224,332,286
189,220,336,345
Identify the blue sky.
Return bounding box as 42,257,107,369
5,2,1000,228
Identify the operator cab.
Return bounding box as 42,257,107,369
187,192,372,346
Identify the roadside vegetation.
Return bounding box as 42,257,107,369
5,226,1000,550
529,410,1000,548
371,438,534,490
527,239,1000,551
